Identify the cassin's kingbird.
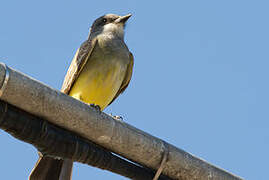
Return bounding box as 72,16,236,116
29,13,133,180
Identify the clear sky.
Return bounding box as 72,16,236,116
0,1,268,180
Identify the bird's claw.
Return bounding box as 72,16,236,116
110,114,123,121
89,104,101,112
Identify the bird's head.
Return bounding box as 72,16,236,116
89,14,131,39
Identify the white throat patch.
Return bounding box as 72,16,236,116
103,23,124,39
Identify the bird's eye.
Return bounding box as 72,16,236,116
102,18,107,23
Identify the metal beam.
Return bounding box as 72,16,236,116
0,63,243,180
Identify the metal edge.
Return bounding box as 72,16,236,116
0,63,10,97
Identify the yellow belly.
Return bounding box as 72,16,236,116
69,58,126,111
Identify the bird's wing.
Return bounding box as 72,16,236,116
108,52,134,105
61,38,97,94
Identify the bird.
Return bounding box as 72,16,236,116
29,13,134,180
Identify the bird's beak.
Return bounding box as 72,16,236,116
115,14,132,24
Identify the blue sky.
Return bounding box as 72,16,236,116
0,1,268,179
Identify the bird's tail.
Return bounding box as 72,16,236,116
29,156,73,180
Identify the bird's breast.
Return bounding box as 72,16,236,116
69,41,129,110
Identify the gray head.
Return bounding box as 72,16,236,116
89,14,132,39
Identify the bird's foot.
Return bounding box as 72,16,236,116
110,114,124,121
89,104,101,112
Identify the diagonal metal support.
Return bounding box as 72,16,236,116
0,63,243,180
